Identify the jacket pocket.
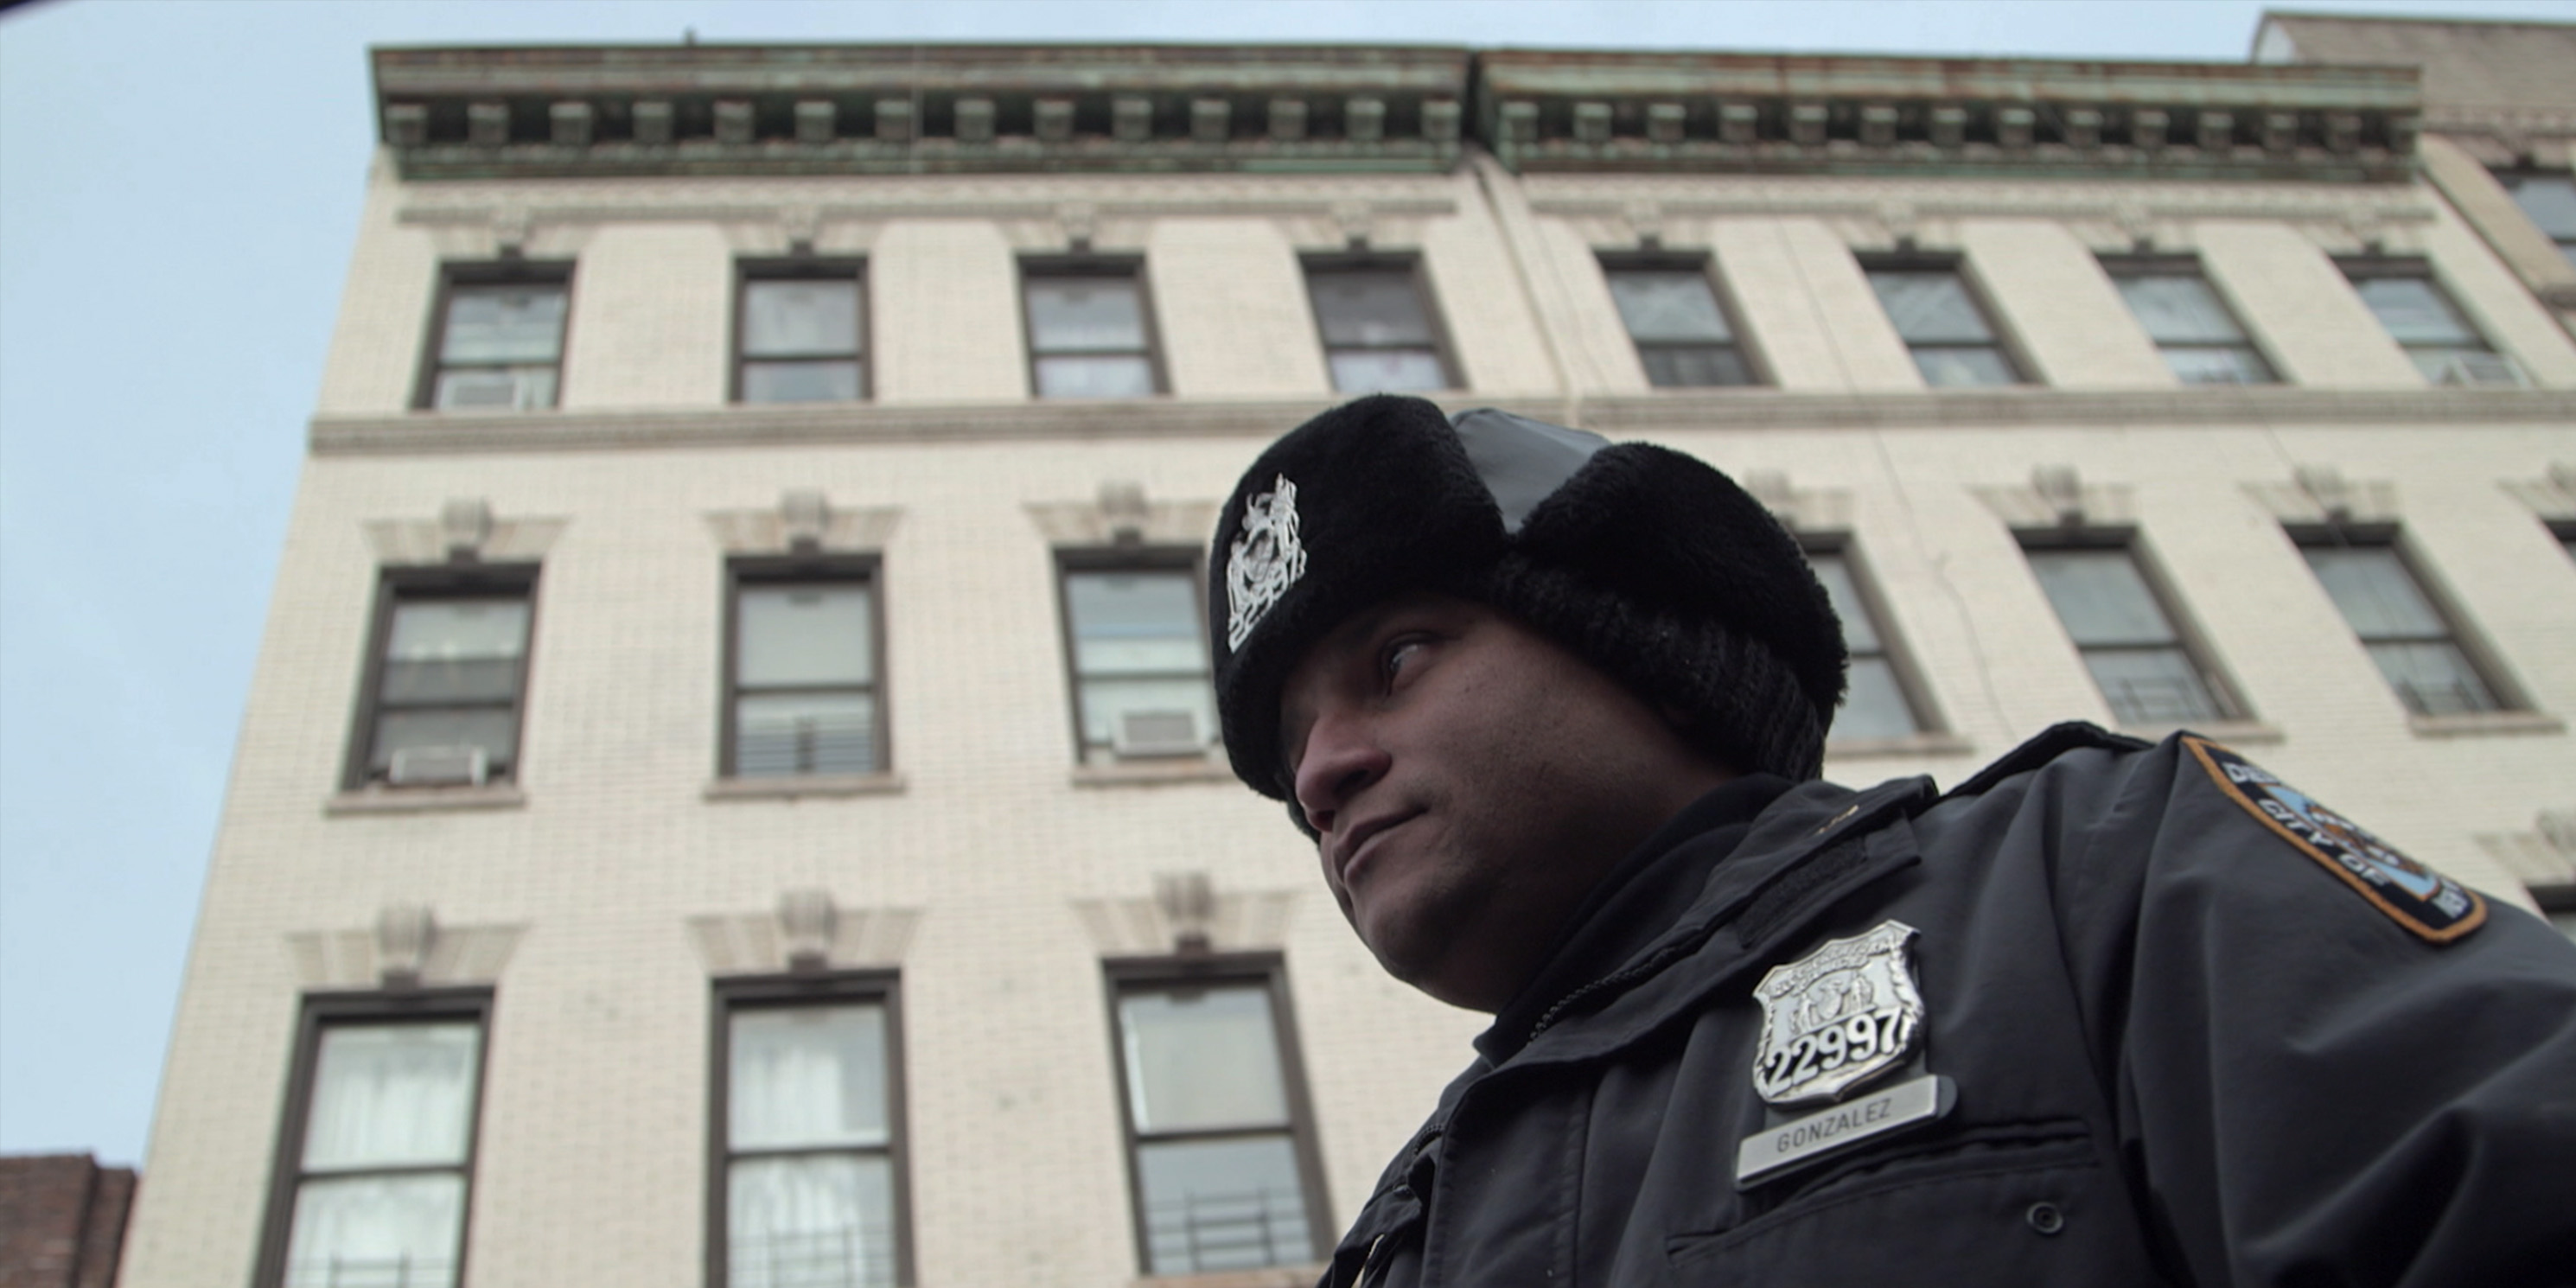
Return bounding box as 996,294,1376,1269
1664,1122,2165,1286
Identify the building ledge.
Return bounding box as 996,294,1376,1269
1824,731,1977,760
704,772,907,801
326,784,526,816
2124,719,2287,747
2409,711,2566,739
312,386,2576,457
1072,754,1235,788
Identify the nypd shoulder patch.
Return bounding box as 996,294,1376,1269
2183,736,2484,944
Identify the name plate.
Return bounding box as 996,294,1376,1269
1734,1074,1954,1189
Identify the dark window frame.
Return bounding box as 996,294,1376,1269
1052,547,1215,764
1797,532,1935,741
1300,252,1460,393
1102,953,1333,1278
2285,520,2522,717
2098,253,2280,386
2017,526,2247,727
2548,518,2576,564
254,988,494,1288
719,555,890,779
732,258,870,405
413,260,575,412
1857,252,2031,387
2334,255,2516,386
707,971,915,1288
341,563,541,791
1018,256,1168,399
1597,251,1764,388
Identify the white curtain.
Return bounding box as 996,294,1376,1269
729,1155,893,1288
284,1174,464,1288
1120,985,1288,1133
303,1023,480,1170
730,1004,888,1150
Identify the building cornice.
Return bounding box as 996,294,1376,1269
1476,51,2420,182
373,44,1473,179
371,44,2422,184
309,387,2576,457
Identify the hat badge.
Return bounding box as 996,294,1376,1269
1227,475,1308,650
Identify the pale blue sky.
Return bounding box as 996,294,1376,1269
3,0,2572,1168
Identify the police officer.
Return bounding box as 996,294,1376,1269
1206,394,2576,1288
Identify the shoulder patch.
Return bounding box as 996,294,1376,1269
2183,736,2484,944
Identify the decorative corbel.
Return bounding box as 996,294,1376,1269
1099,481,1151,546
376,904,437,991
1155,871,1217,954
779,889,838,974
441,498,494,562
781,490,831,555
2294,465,2355,523
1057,201,1097,255
2032,465,2086,527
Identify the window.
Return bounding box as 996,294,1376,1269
1059,556,1217,763
2338,260,2521,386
2498,173,2576,269
347,570,536,789
738,266,866,403
1023,264,1161,399
1601,258,1757,386
422,267,569,411
2294,527,2505,716
1304,259,1454,393
713,979,909,1288
1863,261,2025,386
1107,960,1329,1277
2022,537,2236,725
1803,544,1923,740
724,564,884,778
257,994,488,1288
2104,260,2276,385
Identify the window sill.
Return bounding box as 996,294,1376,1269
326,784,526,816
2408,711,2565,739
704,772,907,801
2119,719,2285,747
1130,1265,1328,1288
1072,754,1234,787
1825,731,1975,759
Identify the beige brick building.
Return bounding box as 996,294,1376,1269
125,29,2575,1288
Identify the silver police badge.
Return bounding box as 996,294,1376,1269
1750,920,1927,1106
1226,474,1308,650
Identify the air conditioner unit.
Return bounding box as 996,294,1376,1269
436,368,554,411
389,745,489,787
1112,710,1204,759
2432,353,2525,388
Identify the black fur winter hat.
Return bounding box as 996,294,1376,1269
1208,395,1846,821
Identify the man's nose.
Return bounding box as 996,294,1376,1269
1292,707,1390,836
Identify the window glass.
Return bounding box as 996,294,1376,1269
2024,546,2225,724
2113,271,2273,387
303,1023,480,1170
382,600,528,704
2160,347,2274,386
440,285,565,363
737,586,873,686
1025,271,1158,399
1069,573,1206,675
1606,271,1732,341
1027,279,1147,352
2351,277,2478,345
1808,553,1920,740
724,998,901,1288
2299,542,2498,716
1113,974,1319,1277
285,1175,467,1288
1135,1137,1310,1276
1867,271,1995,342
743,362,864,404
743,281,860,357
2503,175,2576,267
730,1004,889,1150
1325,349,1449,394
273,1014,483,1288
729,1156,896,1288
1119,985,1291,1132
358,583,532,786
730,577,880,778
1310,271,1436,346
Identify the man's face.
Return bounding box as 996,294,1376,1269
1278,592,1734,1012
